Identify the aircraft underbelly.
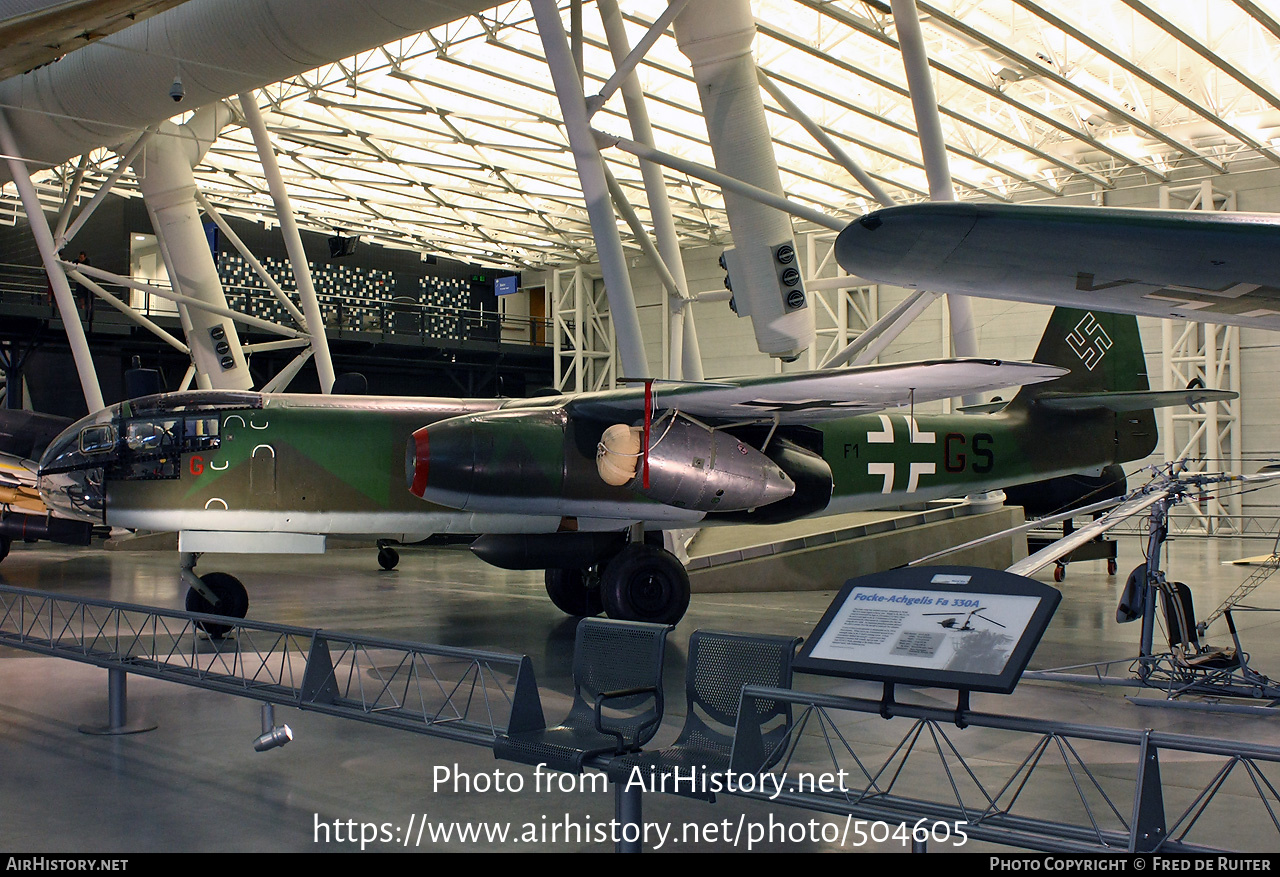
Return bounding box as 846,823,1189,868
110,508,565,537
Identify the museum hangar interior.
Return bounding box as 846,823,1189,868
4,0,1280,854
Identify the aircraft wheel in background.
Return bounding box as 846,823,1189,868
378,546,400,570
0,535,9,563
185,572,249,639
544,568,604,617
600,544,690,625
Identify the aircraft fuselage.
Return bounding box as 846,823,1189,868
37,388,1149,545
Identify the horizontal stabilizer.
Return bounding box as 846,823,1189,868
956,400,1010,414
1036,389,1238,412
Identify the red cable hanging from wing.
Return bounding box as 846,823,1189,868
642,379,653,489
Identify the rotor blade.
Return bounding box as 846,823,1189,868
1006,490,1172,578
907,496,1123,567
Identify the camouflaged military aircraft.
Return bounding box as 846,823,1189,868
36,306,1228,627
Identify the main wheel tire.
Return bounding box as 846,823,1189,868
600,544,690,625
378,546,400,570
544,568,604,617
0,535,9,563
185,572,249,638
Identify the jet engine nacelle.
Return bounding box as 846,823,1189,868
407,408,704,523
597,415,795,512
408,408,796,519
408,408,570,512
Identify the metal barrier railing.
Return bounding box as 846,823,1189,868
727,684,1280,853
0,584,544,745
5,580,1277,852
0,265,551,349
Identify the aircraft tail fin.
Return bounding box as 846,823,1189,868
1008,307,1238,412
1008,308,1150,408
1007,307,1157,463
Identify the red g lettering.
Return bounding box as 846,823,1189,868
190,455,204,476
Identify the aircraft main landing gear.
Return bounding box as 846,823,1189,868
544,567,604,617
599,543,691,625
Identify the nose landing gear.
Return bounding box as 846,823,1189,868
179,552,249,639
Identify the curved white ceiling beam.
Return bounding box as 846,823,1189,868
0,0,495,176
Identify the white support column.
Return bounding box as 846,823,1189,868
800,230,876,372
1157,181,1242,532
573,265,585,393
551,269,563,391
52,154,88,244
889,0,979,386
61,131,152,249
239,91,336,393
675,0,814,361
0,110,104,412
552,264,617,394
134,107,251,391
193,190,308,329
598,0,702,381
532,0,648,380
553,266,586,394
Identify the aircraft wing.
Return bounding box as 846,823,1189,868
539,358,1067,425
835,202,1280,331
0,450,37,490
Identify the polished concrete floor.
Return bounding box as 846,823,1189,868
2,531,1280,853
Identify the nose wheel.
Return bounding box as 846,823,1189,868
184,571,249,639
377,544,400,570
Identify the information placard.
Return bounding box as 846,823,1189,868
796,566,1060,694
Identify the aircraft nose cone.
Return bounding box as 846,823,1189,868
761,468,796,506
407,428,429,497
834,203,980,285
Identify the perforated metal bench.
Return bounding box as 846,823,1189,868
494,617,670,774
605,629,802,802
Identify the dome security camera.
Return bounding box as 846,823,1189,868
169,76,185,102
